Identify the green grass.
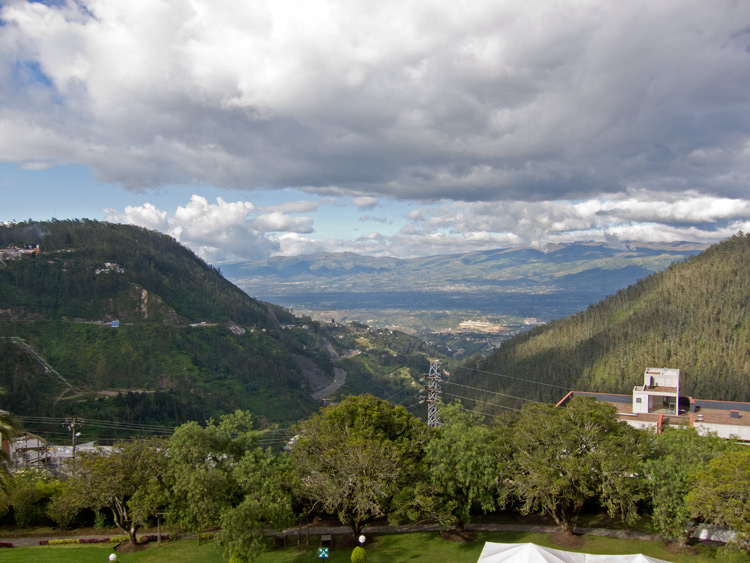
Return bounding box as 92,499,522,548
0,539,223,563
2,533,748,563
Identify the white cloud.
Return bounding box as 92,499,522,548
101,191,749,261
259,200,325,214
104,202,168,231
352,196,378,210
359,215,389,224
252,212,313,233
1,0,749,203
104,194,322,261
3,0,750,258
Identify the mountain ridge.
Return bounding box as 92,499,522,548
456,232,750,408
0,220,435,431
222,241,706,325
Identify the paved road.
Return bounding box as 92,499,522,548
0,523,667,548
312,367,347,400
277,522,665,542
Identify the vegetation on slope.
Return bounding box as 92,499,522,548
457,232,750,407
0,220,437,430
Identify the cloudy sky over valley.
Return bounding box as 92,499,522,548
1,0,749,262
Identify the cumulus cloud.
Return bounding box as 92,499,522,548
104,195,320,261
103,202,168,232
271,193,750,258
2,0,749,204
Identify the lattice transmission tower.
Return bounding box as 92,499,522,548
423,360,442,427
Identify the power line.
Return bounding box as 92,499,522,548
442,391,522,413
456,365,574,391
384,387,409,403
18,415,178,432
439,398,498,420
443,380,542,403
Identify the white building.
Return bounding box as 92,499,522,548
558,367,750,442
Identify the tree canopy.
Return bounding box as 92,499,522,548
510,396,646,535
58,437,167,545
291,394,427,535
166,410,294,562
686,449,750,554
640,427,740,544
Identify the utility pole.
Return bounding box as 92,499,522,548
67,418,81,459
423,360,442,427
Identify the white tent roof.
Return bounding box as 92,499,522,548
477,543,671,563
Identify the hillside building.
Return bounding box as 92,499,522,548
558,367,750,442
1,430,102,474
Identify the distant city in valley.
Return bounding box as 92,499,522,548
222,241,705,347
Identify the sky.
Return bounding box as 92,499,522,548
1,0,749,263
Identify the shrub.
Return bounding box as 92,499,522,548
351,546,366,563
142,534,171,543
94,510,113,529
46,495,81,529
9,469,63,527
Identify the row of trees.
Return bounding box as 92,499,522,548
2,395,749,561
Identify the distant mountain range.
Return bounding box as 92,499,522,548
222,241,707,323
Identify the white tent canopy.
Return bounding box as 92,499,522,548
477,543,671,563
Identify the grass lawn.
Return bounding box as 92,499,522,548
2,532,749,563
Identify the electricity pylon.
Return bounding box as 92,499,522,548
423,360,442,427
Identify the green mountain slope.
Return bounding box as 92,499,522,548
0,220,435,432
455,233,750,408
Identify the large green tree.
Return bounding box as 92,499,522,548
640,427,739,545
686,449,750,554
167,410,294,562
419,403,511,530
58,437,168,545
291,394,427,536
511,396,646,535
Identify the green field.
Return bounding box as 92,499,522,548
2,532,748,563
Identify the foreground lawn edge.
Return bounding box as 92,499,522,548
1,532,749,563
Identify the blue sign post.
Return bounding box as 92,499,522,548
318,547,329,558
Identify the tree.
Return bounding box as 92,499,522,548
291,394,427,536
419,403,510,530
57,437,167,545
686,449,750,554
166,410,294,562
0,407,21,515
511,396,646,536
640,427,739,545
218,448,295,562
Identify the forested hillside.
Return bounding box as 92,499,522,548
0,220,435,432
456,233,750,408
